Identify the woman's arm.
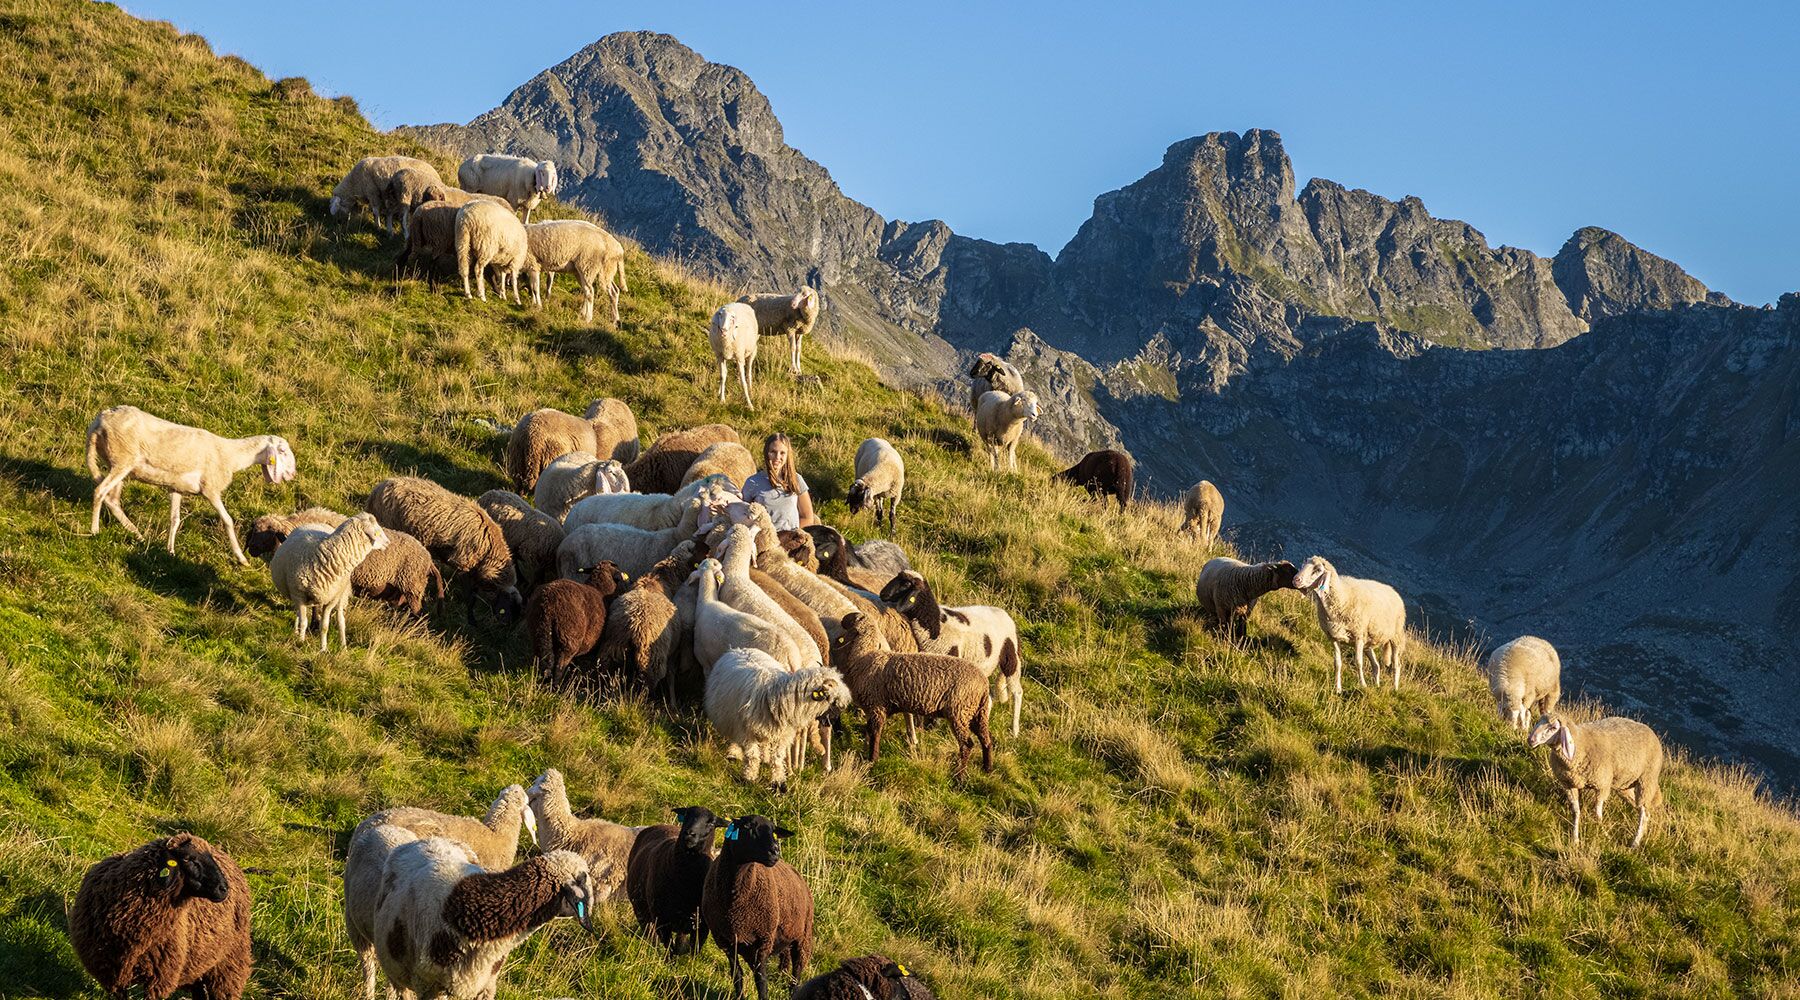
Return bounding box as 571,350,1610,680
795,490,817,527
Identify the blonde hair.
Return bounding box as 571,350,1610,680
763,433,800,495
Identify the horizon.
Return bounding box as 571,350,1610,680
120,1,1800,306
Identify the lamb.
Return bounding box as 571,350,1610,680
701,815,815,1000
556,496,706,580
717,524,821,669
367,476,523,620
847,437,906,532
969,352,1024,411
682,441,759,490
457,153,559,223
564,476,724,535
708,303,760,408
372,838,596,1000
534,451,627,521
624,805,721,953
331,154,435,232
879,571,1025,738
973,389,1041,471
526,561,628,688
833,611,994,779
1528,715,1666,847
247,508,444,615
505,398,641,491
394,201,462,288
381,163,446,236
596,545,697,696
455,199,530,303
477,489,565,591
737,287,821,376
523,220,628,324
802,524,913,595
1488,636,1563,732
86,404,296,565
624,424,743,494
352,783,539,872
69,833,251,1000
692,557,811,675
269,513,390,651
1180,480,1224,545
794,956,932,1000
705,648,849,787
527,767,647,898
1053,449,1134,511
1291,555,1408,694
1194,557,1298,643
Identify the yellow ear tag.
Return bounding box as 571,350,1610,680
905,595,916,606
895,963,909,976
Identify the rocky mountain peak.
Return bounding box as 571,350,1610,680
1552,226,1728,322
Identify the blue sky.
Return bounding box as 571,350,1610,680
126,1,1797,304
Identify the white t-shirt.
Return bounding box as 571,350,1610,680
743,470,809,531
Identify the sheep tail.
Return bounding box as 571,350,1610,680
429,563,446,601
85,421,103,481
615,257,628,294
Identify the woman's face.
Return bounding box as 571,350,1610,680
766,441,790,475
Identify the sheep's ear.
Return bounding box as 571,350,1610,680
773,825,795,838
1557,725,1576,762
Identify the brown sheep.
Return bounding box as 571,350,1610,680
504,398,640,492
394,201,462,288
702,815,813,1000
477,489,565,592
834,612,993,779
1180,480,1224,545
526,560,628,689
625,805,721,954
596,544,698,697
367,476,522,620
794,955,934,1000
527,767,647,898
1052,449,1134,511
681,441,758,490
246,507,444,615
802,524,912,594
1195,557,1297,642
625,424,741,494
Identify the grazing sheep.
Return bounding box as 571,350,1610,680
682,441,758,490
526,561,628,688
625,424,743,495
477,489,565,591
69,833,251,1000
1053,449,1133,511
534,451,621,521
802,524,912,595
702,815,815,1000
372,838,596,1000
565,474,726,533
353,784,538,872
1489,636,1564,732
718,525,821,669
382,163,446,237
704,648,849,787
692,558,810,676
1194,557,1298,642
1292,555,1408,694
794,956,932,1000
367,477,522,620
455,199,530,303
394,201,462,288
269,514,390,651
505,398,640,491
969,352,1024,411
737,287,821,376
527,768,646,898
457,154,559,223
879,571,1025,738
1529,715,1666,847
247,508,444,615
708,303,760,408
557,496,706,580
411,182,507,214
625,806,721,954
834,612,994,779
331,154,434,232
524,220,626,324
596,545,697,697
973,389,1040,471
848,438,906,532
1180,480,1224,545
86,405,296,565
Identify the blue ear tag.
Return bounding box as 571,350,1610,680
724,826,738,841
576,900,586,921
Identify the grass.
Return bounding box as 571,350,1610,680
2,2,1800,997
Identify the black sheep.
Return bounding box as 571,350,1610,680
625,805,721,953
1052,449,1134,511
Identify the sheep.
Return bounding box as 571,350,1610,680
701,815,815,1000
394,201,462,288
367,476,521,613
1489,636,1563,732
523,220,627,324
505,398,641,491
1291,555,1408,694
526,561,629,688
1528,715,1666,846
1194,557,1298,643
833,611,994,779
457,153,560,223
534,451,626,521
455,199,530,303
331,154,435,232
705,648,849,787
974,389,1040,471
557,496,707,580
879,571,1025,739
624,424,743,495
343,822,437,1000
247,507,445,615
624,805,721,954
848,437,905,532
69,833,251,1000
794,956,933,1000
86,405,296,565
477,489,564,592
756,530,861,643
381,163,446,237
692,557,811,675
802,524,913,595
1180,480,1224,545
353,784,539,872
526,767,648,898
372,838,596,1000
711,510,833,666
709,302,760,409
411,182,508,214
564,475,726,534
595,545,697,697
682,441,758,490
718,524,821,669
269,513,390,651
1053,449,1133,511
738,287,821,376
969,352,1024,411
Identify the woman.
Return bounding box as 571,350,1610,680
742,433,816,531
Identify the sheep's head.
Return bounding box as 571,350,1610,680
1266,560,1299,589
1528,717,1578,762
880,571,942,640
259,437,297,484
777,529,816,570
539,852,595,932
720,815,792,868
534,161,559,195
689,557,726,591
527,768,564,803
581,560,628,599
349,513,389,551
846,480,871,513
244,517,289,561
329,194,347,218
835,611,888,653
792,286,820,316
1290,556,1334,593
1014,391,1041,421
157,834,229,903
803,525,848,578
673,806,721,852
417,183,448,207
806,670,851,710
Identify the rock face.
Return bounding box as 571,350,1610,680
1552,226,1729,322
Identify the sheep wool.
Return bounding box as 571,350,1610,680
973,389,1040,471
968,352,1024,411
1292,555,1407,694
834,611,994,779
248,508,443,616
624,424,742,495
534,451,617,521
737,286,821,375
269,513,390,650
794,955,934,1000
1194,557,1298,642
624,805,721,954
526,561,628,688
1053,449,1134,511
847,437,906,532
354,783,539,873
367,476,521,616
556,496,705,580
596,546,695,696
1529,715,1665,846
1488,636,1563,732
477,489,565,591
457,153,559,223
703,648,849,787
709,302,760,409
1180,480,1225,546
382,163,445,237
701,815,814,1000
455,199,530,303
526,768,643,897
395,201,462,288
331,154,435,232
681,440,759,490
523,219,627,324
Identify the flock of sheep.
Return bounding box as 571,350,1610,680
62,153,1668,1000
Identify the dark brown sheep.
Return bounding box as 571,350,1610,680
834,612,993,779
701,815,813,1000
1052,449,1134,511
69,832,252,1000
794,955,935,999
596,543,699,697
1194,557,1299,642
625,423,741,494
526,560,628,688
801,524,912,594
625,806,721,953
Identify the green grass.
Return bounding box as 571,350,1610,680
3,2,1800,998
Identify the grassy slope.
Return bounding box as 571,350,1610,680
2,3,1798,997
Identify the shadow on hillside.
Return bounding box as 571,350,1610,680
528,322,661,377
0,453,94,504
0,892,88,999
1341,742,1497,782
917,427,972,456
123,547,226,604
352,439,500,497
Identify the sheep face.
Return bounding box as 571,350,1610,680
245,522,288,560
674,806,721,851
810,673,852,709
534,161,559,195
350,513,389,551
846,481,871,513
560,868,597,932
1291,556,1335,593
776,529,816,570
160,837,230,903
260,437,297,483
1529,717,1577,761
1267,560,1300,589
721,815,792,868
329,195,346,218
879,571,942,640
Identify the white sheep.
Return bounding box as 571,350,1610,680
533,451,628,521
524,220,626,325
268,513,389,651
563,476,730,534
691,557,809,675
457,154,559,223
708,302,759,409
86,405,296,565
1291,555,1407,694
331,155,436,232
1179,480,1224,546
847,437,905,532
974,389,1040,471
717,523,819,670
556,497,706,580
1487,636,1562,732
455,199,530,303
737,287,820,376
1528,715,1666,846
704,646,850,787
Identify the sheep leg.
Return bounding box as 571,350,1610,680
1568,787,1582,843
166,492,183,554
1629,788,1649,847
1010,673,1023,738
206,491,248,565
866,709,888,765
581,277,596,325
738,354,754,410
336,596,349,650
1355,640,1370,687
949,713,975,781
530,270,543,309
93,468,141,536
717,360,730,403
742,744,761,783
824,722,834,772
726,947,745,1000
296,604,311,641
319,603,333,652
1332,642,1344,694
1593,782,1612,822
358,944,379,1000
751,953,771,1000
905,713,918,751
1389,642,1402,690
